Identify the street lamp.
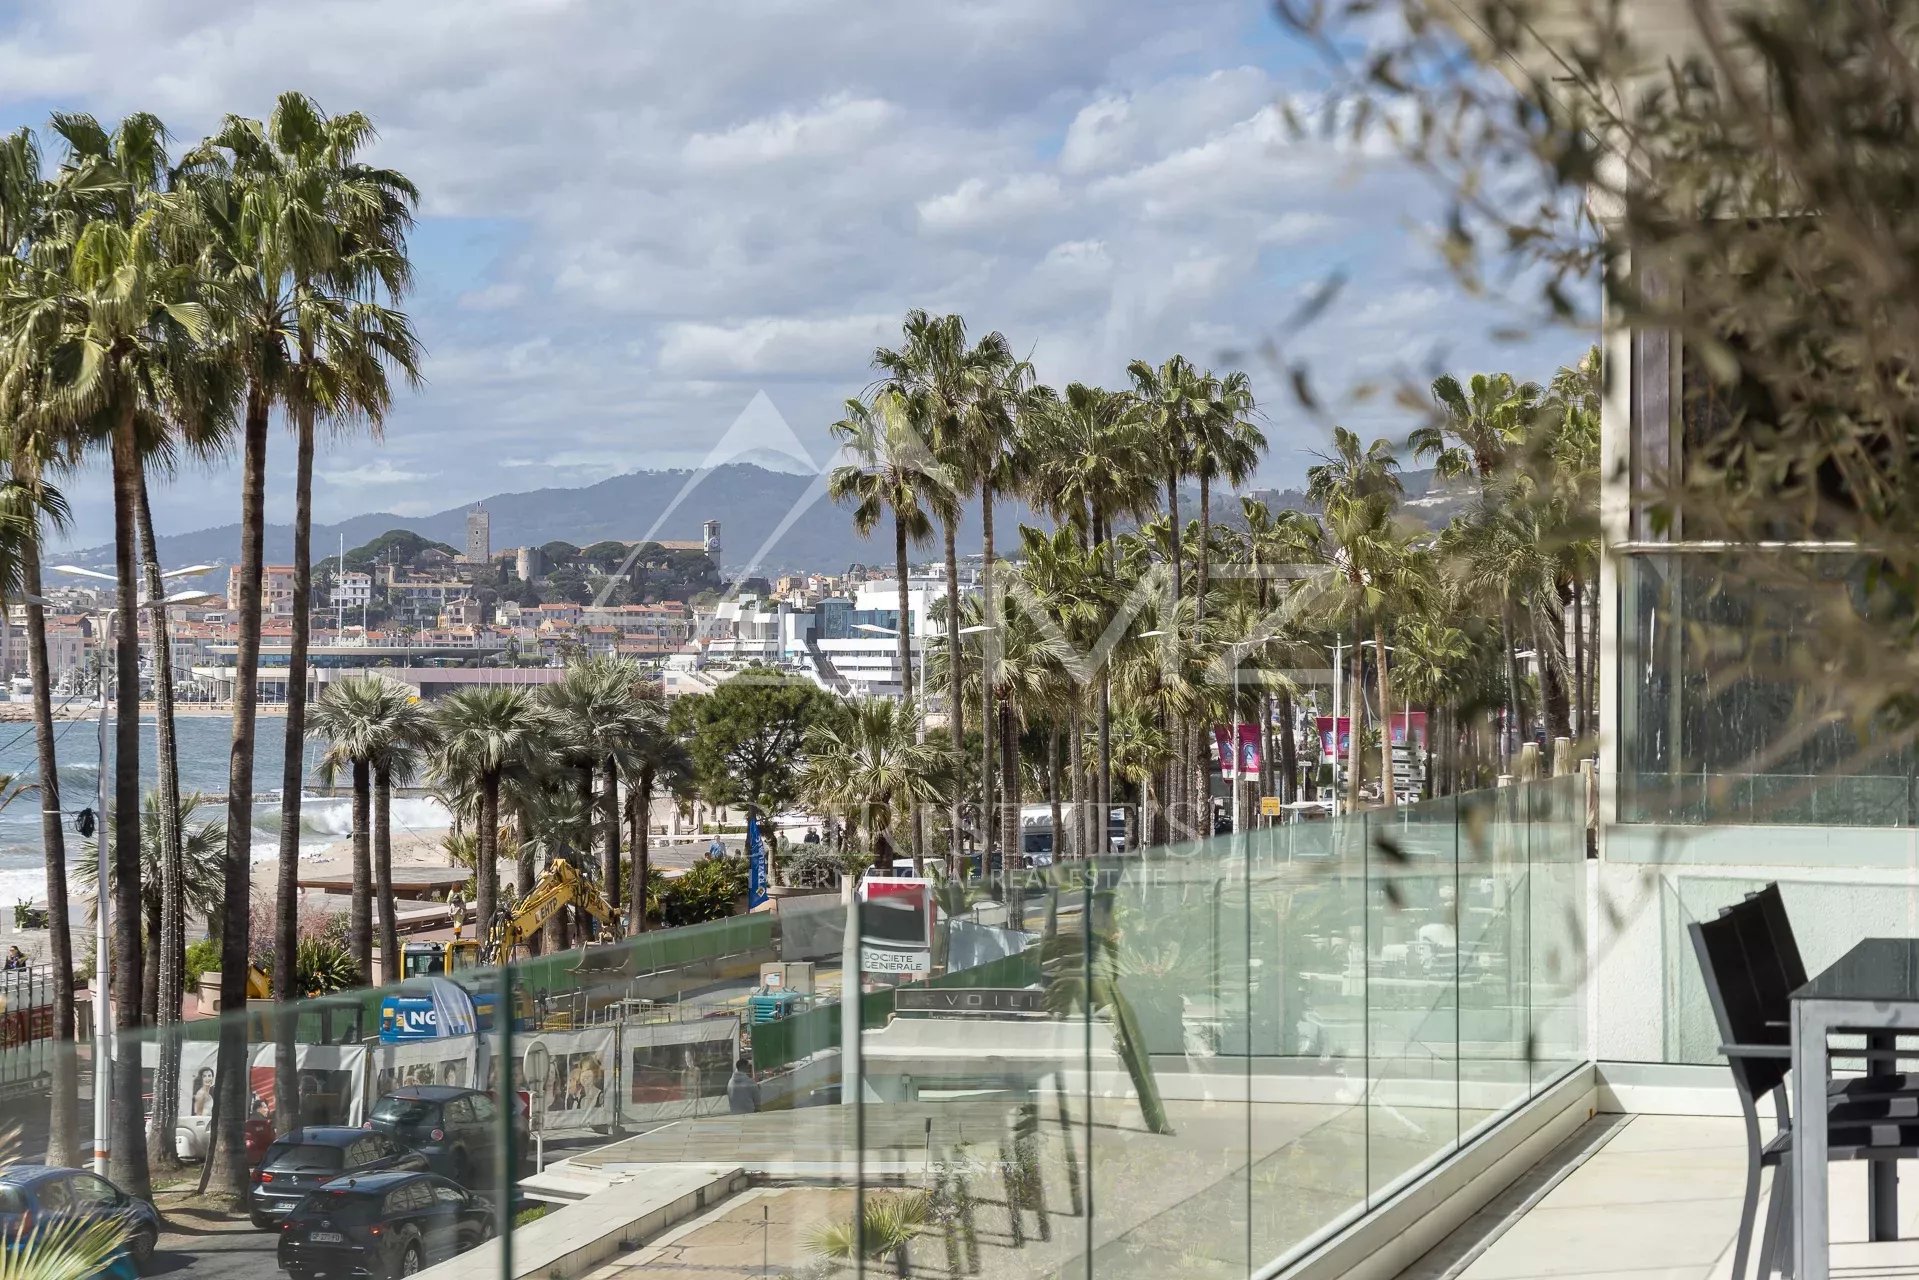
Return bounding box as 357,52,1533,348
54,563,211,1176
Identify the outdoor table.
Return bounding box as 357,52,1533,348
1791,936,1917,1279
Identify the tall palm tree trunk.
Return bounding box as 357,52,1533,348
1375,622,1396,808
629,767,654,934
24,535,77,1167
942,522,963,877
212,385,269,1198
348,759,372,981
601,759,621,913
1278,688,1299,805
979,487,996,886
107,406,149,1194
1571,576,1586,737
1501,601,1522,770
1096,680,1111,858
998,701,1022,929
1348,615,1366,815
1046,727,1063,868
476,778,500,949
1066,705,1084,859
1196,472,1211,615
134,476,184,1171
274,405,317,1120
374,766,400,983
140,896,158,1028
893,517,921,869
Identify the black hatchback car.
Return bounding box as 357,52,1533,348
276,1172,490,1279
365,1086,523,1185
251,1128,429,1229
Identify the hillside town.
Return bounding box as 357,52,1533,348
9,507,980,711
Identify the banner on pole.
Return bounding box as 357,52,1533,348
1212,724,1262,779
747,812,769,910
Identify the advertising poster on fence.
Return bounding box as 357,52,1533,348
522,1027,616,1132
373,1036,477,1102
145,1040,368,1161
621,1019,740,1126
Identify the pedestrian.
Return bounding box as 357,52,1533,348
706,834,726,861
3,946,25,971
727,1057,760,1114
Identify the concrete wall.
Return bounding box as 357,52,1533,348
1589,851,1919,1062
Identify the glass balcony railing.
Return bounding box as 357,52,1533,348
0,776,1588,1280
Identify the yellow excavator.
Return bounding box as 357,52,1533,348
396,859,623,978
481,858,623,963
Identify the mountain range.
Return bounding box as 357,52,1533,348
62,462,1458,588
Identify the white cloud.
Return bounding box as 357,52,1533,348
2,0,1593,549
319,462,430,486
683,94,895,168
656,314,897,379
917,173,1064,234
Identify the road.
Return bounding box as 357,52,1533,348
150,1198,276,1280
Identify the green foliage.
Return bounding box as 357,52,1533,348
654,857,748,927
806,1191,930,1277
543,566,591,604
346,529,458,571
295,938,363,995
184,937,221,989
681,672,846,814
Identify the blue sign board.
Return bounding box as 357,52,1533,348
378,990,503,1044
747,812,769,910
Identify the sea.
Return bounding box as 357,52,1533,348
0,713,450,909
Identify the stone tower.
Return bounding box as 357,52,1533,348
466,504,491,563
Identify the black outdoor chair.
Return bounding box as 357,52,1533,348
1691,888,1919,1280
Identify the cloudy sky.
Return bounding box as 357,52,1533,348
0,0,1587,549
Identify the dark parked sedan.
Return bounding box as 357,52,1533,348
251,1129,428,1229
365,1086,524,1186
0,1166,161,1271
276,1172,491,1279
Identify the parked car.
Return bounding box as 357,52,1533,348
365,1086,525,1186
276,1171,491,1279
251,1127,429,1229
0,1166,161,1271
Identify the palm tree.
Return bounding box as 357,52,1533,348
798,698,950,871
1190,370,1266,611
77,790,226,1033
1416,371,1539,482
16,111,213,1193
872,311,1008,874
0,123,83,1167
1306,427,1407,810
187,95,420,1139
828,388,950,868
1126,355,1215,830
544,657,651,911
432,688,550,946
621,696,685,934
368,682,433,981
309,677,387,981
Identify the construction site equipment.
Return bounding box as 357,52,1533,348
482,858,622,963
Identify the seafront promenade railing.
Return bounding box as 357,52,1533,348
0,776,1588,1280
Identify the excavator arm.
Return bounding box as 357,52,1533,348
482,858,623,961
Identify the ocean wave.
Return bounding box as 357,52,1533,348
249,794,451,840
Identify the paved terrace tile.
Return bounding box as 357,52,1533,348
1402,1113,1919,1280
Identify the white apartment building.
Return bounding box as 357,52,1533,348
330,571,372,609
